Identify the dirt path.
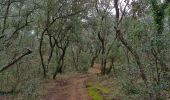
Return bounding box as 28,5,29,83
41,64,101,100
41,74,92,100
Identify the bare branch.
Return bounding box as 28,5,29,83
0,48,32,73
1,0,11,35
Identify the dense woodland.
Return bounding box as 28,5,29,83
0,0,170,99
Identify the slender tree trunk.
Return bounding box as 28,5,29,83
90,55,98,68
72,49,79,70
53,49,66,79
107,57,114,74
53,39,69,79
39,31,47,78
98,32,107,75
115,29,153,98
113,0,153,98
47,37,55,72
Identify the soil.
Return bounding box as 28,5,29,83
41,74,92,100
41,63,101,100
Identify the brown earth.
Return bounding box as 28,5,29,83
41,73,92,100
41,64,101,100
0,97,7,100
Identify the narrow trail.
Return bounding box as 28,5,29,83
42,64,101,100
42,74,92,100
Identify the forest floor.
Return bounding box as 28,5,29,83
40,73,91,100
40,64,101,100
0,73,94,100
0,64,116,100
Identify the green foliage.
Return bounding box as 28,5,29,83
122,81,140,95
87,86,103,100
0,0,170,99
86,82,110,100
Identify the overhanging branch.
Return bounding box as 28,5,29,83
0,48,32,73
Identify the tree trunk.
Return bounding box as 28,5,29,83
115,29,153,98
53,49,65,79
39,30,47,78
53,40,69,79
90,55,98,68
107,57,114,74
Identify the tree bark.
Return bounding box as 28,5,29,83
107,57,114,74
53,37,69,79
